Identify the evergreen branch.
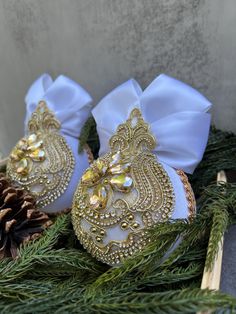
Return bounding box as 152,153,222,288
190,126,236,194
102,263,203,296
204,199,229,270
158,217,209,270
0,277,85,314
0,214,70,282
0,279,54,300
88,288,236,314
28,249,107,278
79,117,99,157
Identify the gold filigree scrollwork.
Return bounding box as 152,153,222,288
72,108,175,265
7,101,75,207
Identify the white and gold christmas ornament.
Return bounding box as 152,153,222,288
72,74,212,265
7,74,93,213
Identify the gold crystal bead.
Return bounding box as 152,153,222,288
132,222,140,229
16,158,31,176
121,221,128,229
29,149,45,161
89,184,108,210
91,227,97,233
81,168,100,185
100,230,106,236
96,236,102,242
127,214,134,221
110,174,133,192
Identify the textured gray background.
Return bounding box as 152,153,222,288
0,0,236,155
0,0,235,295
221,226,236,295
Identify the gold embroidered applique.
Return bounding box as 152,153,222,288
7,101,75,207
72,108,175,265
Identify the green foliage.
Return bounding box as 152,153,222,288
190,126,236,195
0,127,236,313
0,214,70,282
0,164,6,173
79,117,100,158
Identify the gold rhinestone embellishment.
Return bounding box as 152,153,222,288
7,101,75,207
72,108,175,265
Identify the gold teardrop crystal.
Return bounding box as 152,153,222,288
81,168,101,185
110,174,133,192
108,162,131,175
29,149,45,161
109,151,122,166
27,133,37,144
17,139,28,150
89,184,108,210
16,158,32,176
95,160,108,175
28,140,43,152
10,148,24,161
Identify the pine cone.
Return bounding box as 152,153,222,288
0,173,51,259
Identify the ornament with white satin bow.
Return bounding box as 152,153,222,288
7,74,93,213
72,74,212,265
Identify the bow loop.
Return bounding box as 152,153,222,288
25,74,93,138
93,79,142,135
92,74,212,174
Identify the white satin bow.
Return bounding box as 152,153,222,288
25,74,93,138
92,74,212,174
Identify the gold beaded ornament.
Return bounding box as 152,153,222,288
7,101,75,208
72,108,175,265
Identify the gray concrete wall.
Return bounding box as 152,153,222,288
0,0,235,155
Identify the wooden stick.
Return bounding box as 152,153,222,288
198,170,227,314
